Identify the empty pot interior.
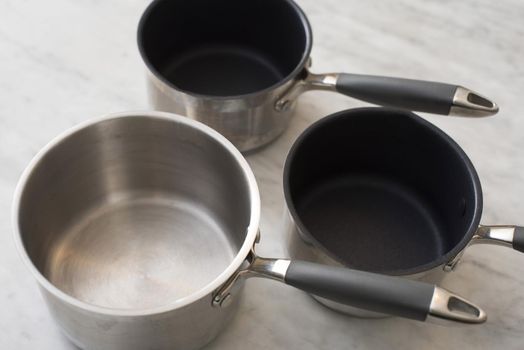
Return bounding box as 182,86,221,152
285,109,481,274
17,115,252,309
138,0,310,96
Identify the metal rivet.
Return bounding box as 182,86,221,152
275,100,291,112
443,259,459,272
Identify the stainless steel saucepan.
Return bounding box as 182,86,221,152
14,112,485,350
138,0,499,152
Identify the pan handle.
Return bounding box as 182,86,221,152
241,256,486,324
473,225,524,252
275,70,498,117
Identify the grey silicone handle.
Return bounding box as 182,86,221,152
285,260,434,321
336,73,458,115
513,227,524,252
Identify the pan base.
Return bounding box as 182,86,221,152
161,45,284,96
45,193,235,310
296,176,447,272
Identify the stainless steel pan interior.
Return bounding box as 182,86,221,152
15,112,259,311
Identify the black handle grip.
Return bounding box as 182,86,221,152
285,260,434,321
513,227,524,252
336,73,458,115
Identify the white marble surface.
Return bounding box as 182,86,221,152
1,0,524,349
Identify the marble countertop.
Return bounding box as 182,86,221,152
1,0,523,349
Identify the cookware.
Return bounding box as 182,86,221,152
137,0,499,152
284,107,523,317
14,112,485,350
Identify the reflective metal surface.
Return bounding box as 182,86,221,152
13,111,261,350
428,287,487,324
450,86,500,117
147,69,298,152
212,250,290,307
444,225,517,271
147,63,346,152
275,68,338,112
249,257,291,281
47,196,237,309
472,225,516,248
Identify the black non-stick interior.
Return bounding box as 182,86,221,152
138,0,310,96
285,108,482,274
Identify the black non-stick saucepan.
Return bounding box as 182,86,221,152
285,107,523,317
138,0,499,152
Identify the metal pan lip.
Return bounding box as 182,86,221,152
283,107,483,276
137,0,313,100
12,110,261,316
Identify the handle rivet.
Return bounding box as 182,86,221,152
275,100,291,112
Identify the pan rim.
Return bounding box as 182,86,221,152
12,111,261,316
137,0,313,100
283,107,483,276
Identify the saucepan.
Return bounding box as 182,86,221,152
14,112,485,350
285,107,524,317
137,0,499,152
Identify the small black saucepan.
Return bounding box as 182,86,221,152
138,0,498,152
284,107,524,316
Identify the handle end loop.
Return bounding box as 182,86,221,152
450,86,499,117
428,286,487,324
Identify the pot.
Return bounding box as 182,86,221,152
137,0,499,152
284,107,523,317
14,112,485,350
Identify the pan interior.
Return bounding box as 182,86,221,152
138,0,309,96
161,45,285,96
296,175,446,272
46,194,235,309
18,116,252,310
286,109,480,274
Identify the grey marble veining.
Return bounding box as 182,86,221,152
1,0,523,349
